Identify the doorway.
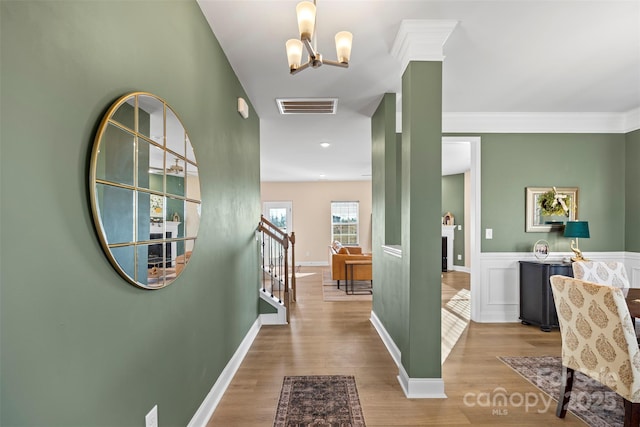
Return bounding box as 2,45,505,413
263,201,293,234
442,136,481,322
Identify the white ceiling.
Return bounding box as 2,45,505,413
197,0,640,182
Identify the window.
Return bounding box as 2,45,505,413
331,201,359,245
268,208,288,232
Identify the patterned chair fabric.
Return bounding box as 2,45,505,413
572,261,630,289
550,275,640,403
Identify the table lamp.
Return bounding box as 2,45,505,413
564,221,590,261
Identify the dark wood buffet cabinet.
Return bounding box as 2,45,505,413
518,260,573,332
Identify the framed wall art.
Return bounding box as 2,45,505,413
525,187,578,232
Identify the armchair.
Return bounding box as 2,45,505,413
549,275,640,426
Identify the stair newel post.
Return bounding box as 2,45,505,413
290,232,296,302
283,236,290,323
279,239,284,304
259,227,266,293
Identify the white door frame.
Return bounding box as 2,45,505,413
443,136,481,322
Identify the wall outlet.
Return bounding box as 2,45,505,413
457,254,462,260
485,228,493,239
146,405,158,427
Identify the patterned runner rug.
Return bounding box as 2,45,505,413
274,375,366,427
499,355,623,427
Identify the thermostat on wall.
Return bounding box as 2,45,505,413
237,97,249,119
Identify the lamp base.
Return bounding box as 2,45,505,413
570,240,588,262
570,253,588,262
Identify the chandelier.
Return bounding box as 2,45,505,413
285,1,353,75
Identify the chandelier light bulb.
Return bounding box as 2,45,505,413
286,39,304,70
296,1,316,40
335,31,353,64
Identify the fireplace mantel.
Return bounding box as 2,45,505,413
150,221,181,266
442,225,455,271
150,221,181,234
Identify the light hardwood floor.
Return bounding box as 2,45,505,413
207,267,586,426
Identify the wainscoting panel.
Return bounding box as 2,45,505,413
625,252,640,288
477,253,524,322
477,251,633,323
487,266,519,305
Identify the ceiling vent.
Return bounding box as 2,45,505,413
276,98,338,115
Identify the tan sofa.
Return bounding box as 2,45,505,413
329,241,372,286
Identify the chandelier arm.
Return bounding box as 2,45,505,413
290,61,311,75
322,59,348,68
301,37,319,60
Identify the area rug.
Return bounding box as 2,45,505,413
499,355,623,427
322,269,372,302
274,375,366,427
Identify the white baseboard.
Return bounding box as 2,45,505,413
452,265,470,273
187,318,262,427
296,261,329,267
398,365,447,398
371,310,446,398
370,311,401,366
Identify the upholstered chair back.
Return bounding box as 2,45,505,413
572,261,630,289
550,275,640,403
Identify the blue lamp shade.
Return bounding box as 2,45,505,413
564,221,590,238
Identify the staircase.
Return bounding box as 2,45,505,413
257,215,296,324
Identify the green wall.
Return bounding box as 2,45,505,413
372,93,408,356
442,173,465,266
626,129,640,252
401,62,442,378
372,61,444,381
1,1,261,426
469,133,626,253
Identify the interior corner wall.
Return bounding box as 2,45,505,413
442,173,465,266
1,1,261,426
626,129,640,252
260,181,373,263
371,93,409,357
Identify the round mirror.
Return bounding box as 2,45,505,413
90,92,201,289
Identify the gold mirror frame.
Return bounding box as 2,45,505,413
90,92,201,289
525,187,578,232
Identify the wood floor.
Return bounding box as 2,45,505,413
207,267,586,426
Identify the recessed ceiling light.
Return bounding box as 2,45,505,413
319,174,326,179
320,142,330,148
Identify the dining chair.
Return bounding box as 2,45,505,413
572,261,630,288
549,275,640,426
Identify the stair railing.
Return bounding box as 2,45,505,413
257,215,296,322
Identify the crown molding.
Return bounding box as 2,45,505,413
624,108,640,133
442,111,640,134
394,110,640,134
390,19,458,73
393,82,639,133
